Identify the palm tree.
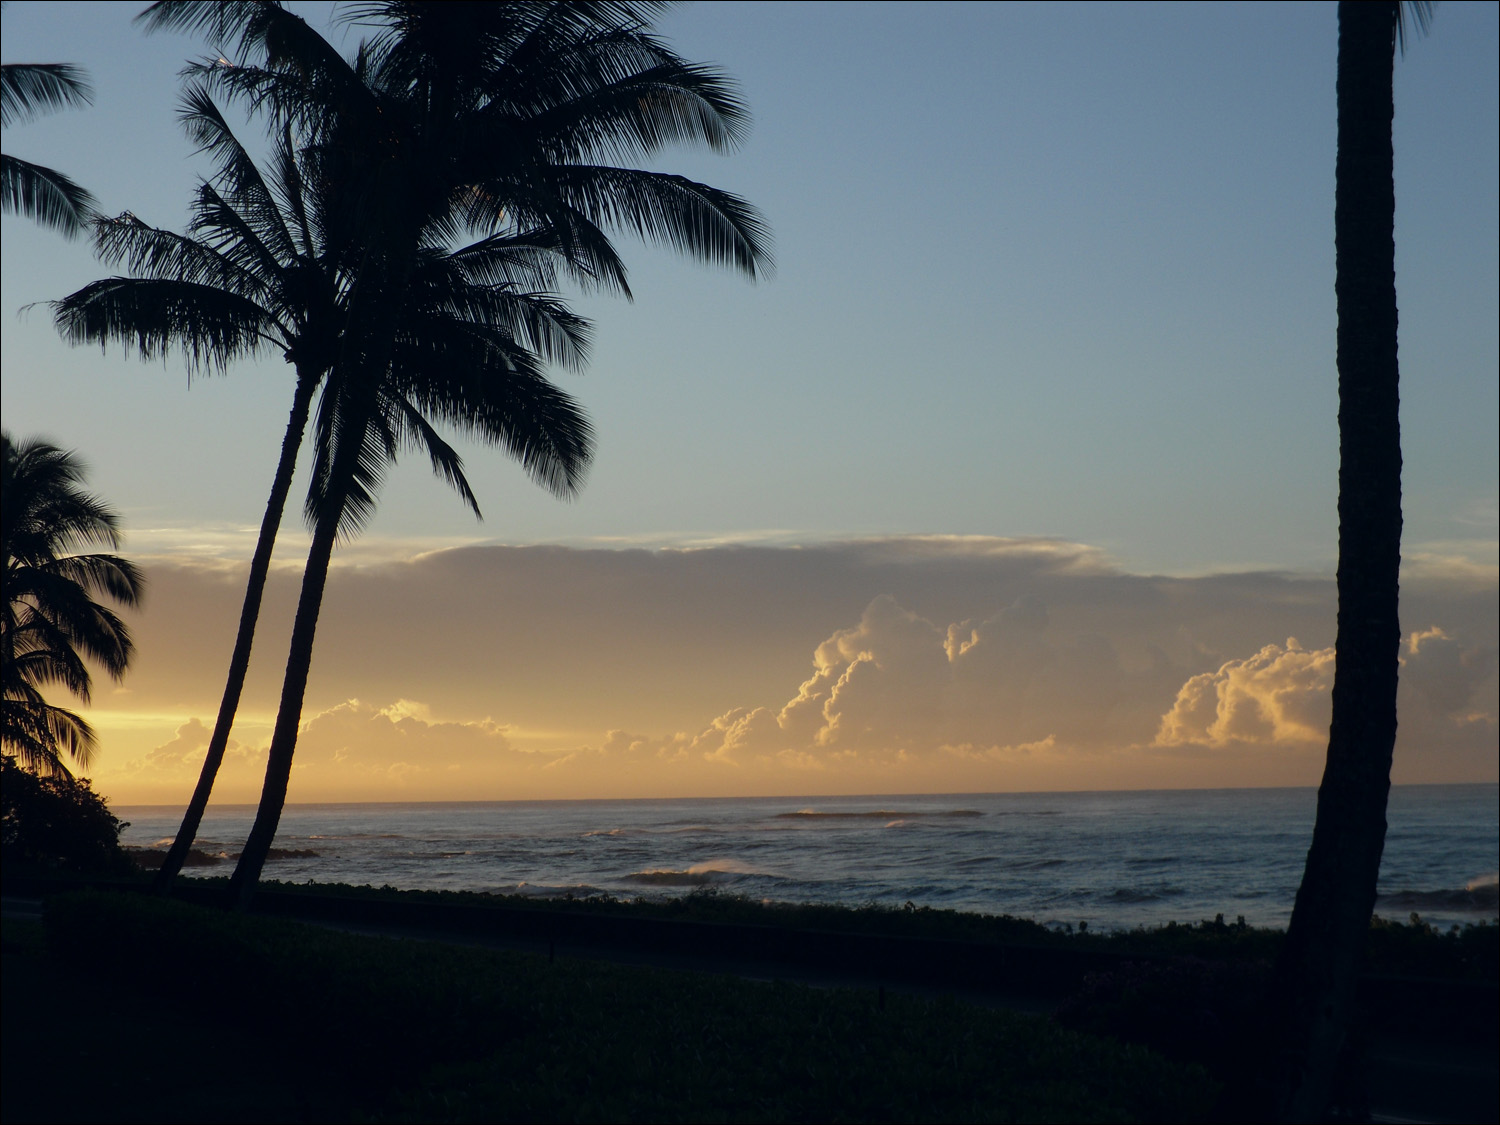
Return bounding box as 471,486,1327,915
136,1,770,905
226,269,595,907
1269,4,1431,1118
1,433,144,775
53,89,590,891
1,56,97,235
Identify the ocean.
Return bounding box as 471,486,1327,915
117,783,1499,932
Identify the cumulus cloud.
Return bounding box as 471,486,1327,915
1152,626,1498,754
611,592,1176,774
1154,639,1334,748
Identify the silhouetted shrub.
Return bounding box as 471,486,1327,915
1366,913,1498,981
1,756,131,874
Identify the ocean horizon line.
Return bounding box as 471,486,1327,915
113,779,1497,812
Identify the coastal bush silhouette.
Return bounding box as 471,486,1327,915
1,755,131,873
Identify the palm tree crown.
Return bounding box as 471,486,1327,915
1,433,144,774
140,0,771,295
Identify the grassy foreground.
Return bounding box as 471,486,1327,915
6,891,1216,1123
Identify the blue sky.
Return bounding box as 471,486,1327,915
3,1,1494,577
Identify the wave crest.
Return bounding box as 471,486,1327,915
1377,883,1498,912
625,858,773,887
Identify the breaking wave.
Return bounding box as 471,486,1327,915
1377,879,1498,914
625,859,775,887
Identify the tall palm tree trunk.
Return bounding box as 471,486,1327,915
1272,3,1403,1118
155,369,318,893
226,499,340,912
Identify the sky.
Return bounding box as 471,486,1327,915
2,1,1496,804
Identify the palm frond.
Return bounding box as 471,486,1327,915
7,614,95,697
272,121,318,259
537,165,771,279
92,211,267,299
387,323,594,499
447,229,568,290
303,375,393,538
10,575,137,680
0,695,94,775
43,554,145,609
2,438,121,555
1396,1,1436,54
180,89,301,266
135,1,277,59
0,152,96,236
394,398,481,518
0,62,93,127
52,277,278,372
412,256,591,369
506,58,749,164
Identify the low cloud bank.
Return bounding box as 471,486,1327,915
96,538,1496,800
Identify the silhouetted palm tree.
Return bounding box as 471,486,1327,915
226,275,595,906
137,2,770,906
53,88,589,891
1,56,97,235
1,433,144,775
1269,4,1431,1119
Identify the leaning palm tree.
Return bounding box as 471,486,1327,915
53,88,590,891
1,57,97,235
53,98,337,890
225,241,596,907
1,433,144,774
1269,3,1432,1119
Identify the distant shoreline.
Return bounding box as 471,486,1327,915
109,779,1500,812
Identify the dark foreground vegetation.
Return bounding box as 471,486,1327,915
5,799,1494,1122
5,871,1495,1123
5,892,1216,1124
239,876,1497,982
